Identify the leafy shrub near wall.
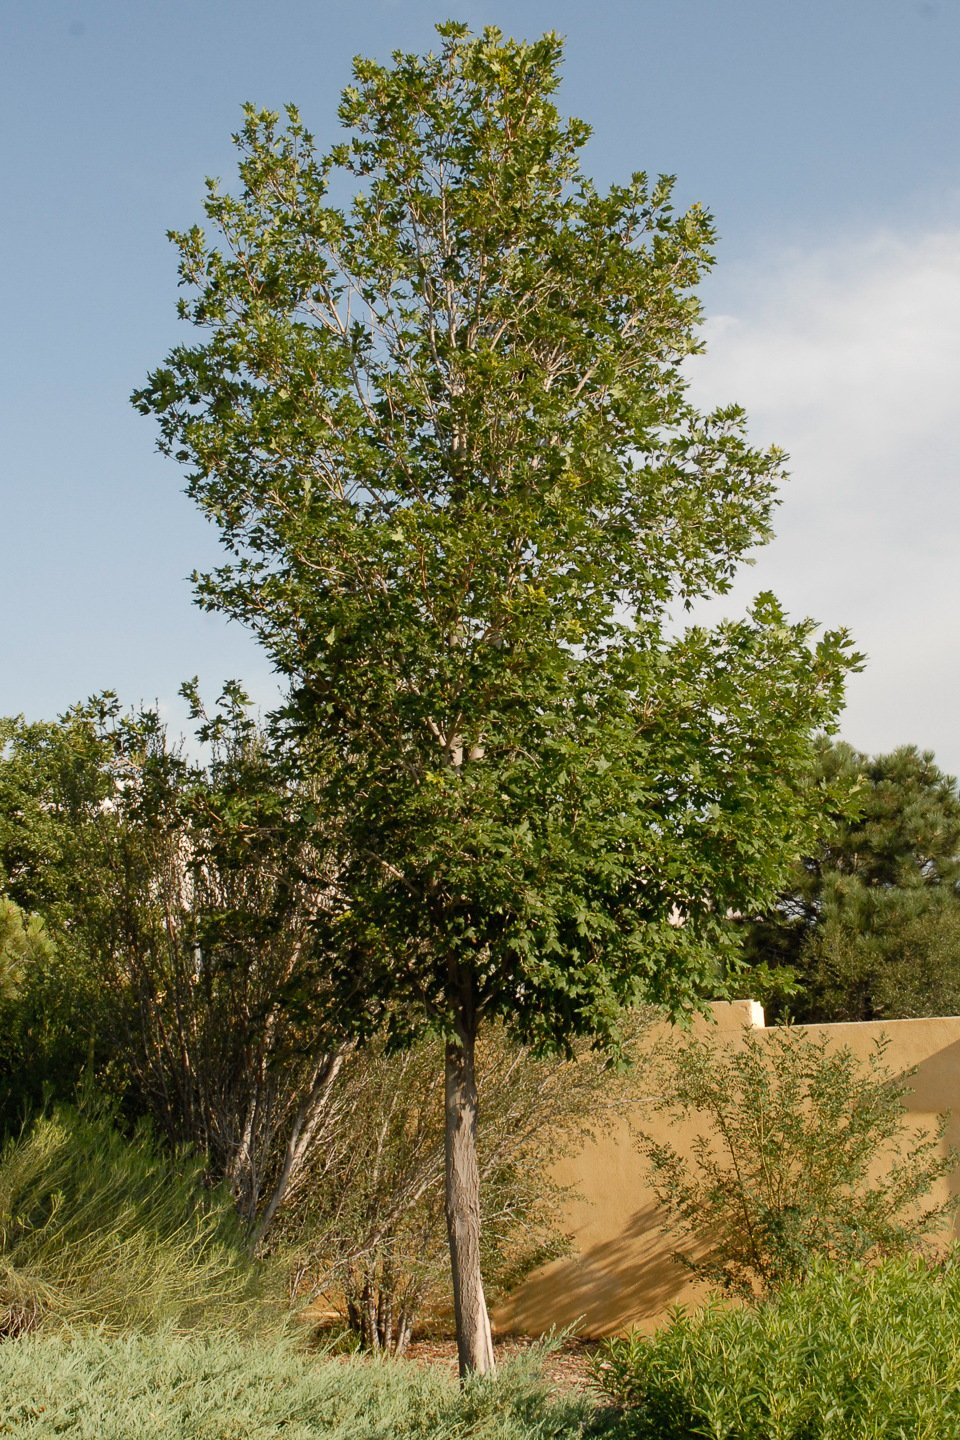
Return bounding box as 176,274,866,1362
0,1105,262,1336
593,1254,960,1439
637,1026,957,1297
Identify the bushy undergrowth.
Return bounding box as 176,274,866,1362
0,1331,593,1439
286,1024,643,1354
594,1253,960,1438
0,1105,262,1337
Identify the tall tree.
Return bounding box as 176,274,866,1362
740,740,960,1021
135,24,858,1373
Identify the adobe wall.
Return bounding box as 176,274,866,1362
492,1000,960,1337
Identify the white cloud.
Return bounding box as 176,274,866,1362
682,229,960,774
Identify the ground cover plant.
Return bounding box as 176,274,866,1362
0,1331,596,1440
593,1253,960,1439
637,1024,957,1296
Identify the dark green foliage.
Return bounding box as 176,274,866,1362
594,1254,960,1439
739,739,960,1020
805,884,960,1021
637,1026,956,1297
0,1104,261,1337
0,1331,592,1439
0,702,140,1127
0,693,348,1241
134,21,858,1057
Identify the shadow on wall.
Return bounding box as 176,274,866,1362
497,1201,710,1336
887,1030,960,1213
802,1016,960,1216
494,1002,960,1338
891,1033,960,1116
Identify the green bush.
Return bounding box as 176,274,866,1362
0,1104,262,1336
0,1331,592,1439
637,1026,956,1296
594,1253,960,1438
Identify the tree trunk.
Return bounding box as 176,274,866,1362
444,1025,495,1379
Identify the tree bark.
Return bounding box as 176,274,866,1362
444,1023,495,1379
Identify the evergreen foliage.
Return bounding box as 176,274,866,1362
739,739,960,1020
0,898,50,1004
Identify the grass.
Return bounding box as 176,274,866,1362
0,1104,264,1338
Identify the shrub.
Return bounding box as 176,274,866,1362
0,1104,262,1336
637,1025,957,1295
593,1253,960,1439
0,1330,593,1439
0,698,350,1238
283,1024,640,1353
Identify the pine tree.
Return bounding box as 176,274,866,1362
740,740,960,1020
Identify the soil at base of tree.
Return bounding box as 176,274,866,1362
398,1335,602,1391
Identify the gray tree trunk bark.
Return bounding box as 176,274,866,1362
444,1024,495,1378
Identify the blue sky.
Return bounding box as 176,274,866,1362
3,1,959,768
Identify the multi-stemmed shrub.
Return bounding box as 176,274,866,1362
636,1025,957,1296
283,1022,642,1354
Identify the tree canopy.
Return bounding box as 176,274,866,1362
740,740,960,1021
135,23,859,1372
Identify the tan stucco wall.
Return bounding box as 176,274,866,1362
492,1000,960,1337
